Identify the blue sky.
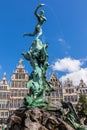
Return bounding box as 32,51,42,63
0,0,87,85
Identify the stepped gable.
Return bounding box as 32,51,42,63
63,78,78,106
77,79,87,95
0,73,10,123
49,73,63,109
49,73,62,88
9,59,29,115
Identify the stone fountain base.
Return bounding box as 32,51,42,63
7,107,75,130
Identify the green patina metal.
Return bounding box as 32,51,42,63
22,4,53,109
62,102,87,130
22,4,87,130
23,4,47,39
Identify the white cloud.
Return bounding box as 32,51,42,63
52,57,83,72
58,38,71,49
58,38,71,55
60,68,87,86
58,38,65,43
52,57,87,86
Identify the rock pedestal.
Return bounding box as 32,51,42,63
7,107,74,130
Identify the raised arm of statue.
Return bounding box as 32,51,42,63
23,3,46,39
34,4,45,18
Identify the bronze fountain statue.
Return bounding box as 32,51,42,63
6,4,87,130
22,3,53,109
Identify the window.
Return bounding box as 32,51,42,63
1,112,4,117
64,96,67,101
51,92,56,97
22,82,26,87
51,79,52,82
80,89,82,93
59,93,62,97
59,85,61,88
68,96,70,102
19,68,22,72
11,81,14,87
56,92,58,96
83,90,85,93
22,74,25,79
72,89,74,93
18,82,21,87
3,86,7,90
7,93,10,98
71,96,73,101
15,82,18,87
69,89,71,93
19,74,22,79
82,85,84,87
53,79,55,82
55,83,58,87
0,86,7,90
0,93,2,99
15,74,18,79
66,89,68,93
0,104,1,108
68,84,70,87
74,95,77,102
2,104,5,108
5,112,8,116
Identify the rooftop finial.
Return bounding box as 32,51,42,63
3,72,6,80
2,72,6,84
19,59,23,65
4,72,6,77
